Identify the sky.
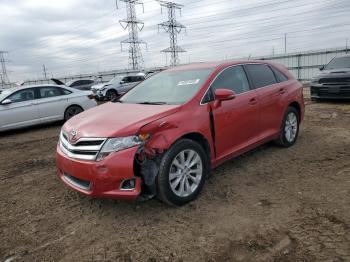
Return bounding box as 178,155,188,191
1,0,350,82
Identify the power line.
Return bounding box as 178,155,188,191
118,0,147,70
0,51,10,84
157,0,186,66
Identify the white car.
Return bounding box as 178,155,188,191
91,74,145,101
0,84,97,132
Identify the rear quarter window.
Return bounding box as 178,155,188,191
245,64,277,89
271,66,289,82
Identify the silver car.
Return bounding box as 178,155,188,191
0,84,97,132
91,74,145,101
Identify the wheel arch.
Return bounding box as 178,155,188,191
64,104,84,119
288,101,301,120
178,132,212,170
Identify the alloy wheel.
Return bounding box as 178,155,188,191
168,149,203,198
284,112,298,143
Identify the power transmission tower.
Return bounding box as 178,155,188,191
42,65,48,79
157,1,186,67
117,0,147,70
0,51,10,85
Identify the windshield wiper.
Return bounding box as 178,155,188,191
137,101,168,105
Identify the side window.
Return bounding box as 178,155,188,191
122,77,130,83
271,66,289,82
245,64,277,89
211,66,250,95
8,89,35,103
70,81,80,87
39,86,63,98
130,76,140,82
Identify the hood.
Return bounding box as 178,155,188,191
318,68,350,76
63,102,180,138
91,83,110,90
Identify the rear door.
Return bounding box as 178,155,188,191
245,64,288,139
0,88,40,130
36,86,70,122
205,65,260,159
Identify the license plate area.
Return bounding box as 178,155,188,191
328,86,340,93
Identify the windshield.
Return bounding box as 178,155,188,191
108,76,123,84
0,89,14,102
120,68,213,105
325,57,350,69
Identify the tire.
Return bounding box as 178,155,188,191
64,105,83,121
106,90,118,101
157,139,208,206
274,106,300,147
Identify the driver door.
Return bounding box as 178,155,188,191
0,88,40,130
207,65,260,160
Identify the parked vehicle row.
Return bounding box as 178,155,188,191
0,85,96,131
56,60,305,206
51,78,100,91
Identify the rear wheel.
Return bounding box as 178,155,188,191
274,106,300,147
157,139,208,206
64,105,83,121
106,90,118,101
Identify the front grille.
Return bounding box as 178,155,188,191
318,87,350,97
319,77,350,85
59,131,106,161
63,173,91,191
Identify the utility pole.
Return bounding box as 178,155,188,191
42,65,48,79
117,0,147,70
284,33,287,54
0,51,10,85
157,0,186,67
346,38,348,54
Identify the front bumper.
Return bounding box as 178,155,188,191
310,84,350,99
91,90,106,100
56,145,141,201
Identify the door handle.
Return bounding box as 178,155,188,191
249,97,258,105
279,88,286,94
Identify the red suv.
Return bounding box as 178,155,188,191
56,61,304,206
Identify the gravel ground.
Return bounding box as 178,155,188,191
1,98,349,262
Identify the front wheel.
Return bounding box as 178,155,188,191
106,90,118,101
157,139,208,206
64,105,83,121
274,106,300,147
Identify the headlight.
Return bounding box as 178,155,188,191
96,135,148,161
97,88,106,92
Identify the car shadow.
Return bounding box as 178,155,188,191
0,121,63,137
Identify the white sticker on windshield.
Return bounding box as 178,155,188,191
177,79,200,86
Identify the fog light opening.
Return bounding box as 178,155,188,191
120,179,136,190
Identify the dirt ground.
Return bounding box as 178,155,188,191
1,98,350,262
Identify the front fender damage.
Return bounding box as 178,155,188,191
135,121,178,201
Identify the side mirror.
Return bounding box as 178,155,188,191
319,65,325,71
215,89,236,101
213,89,236,108
120,81,125,84
1,99,12,105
